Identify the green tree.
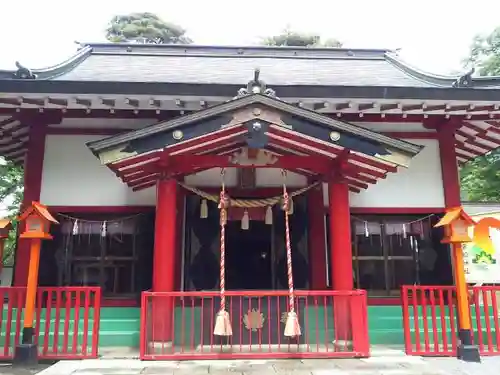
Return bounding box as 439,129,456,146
0,160,23,266
262,28,342,47
106,12,192,44
466,27,500,76
460,27,500,201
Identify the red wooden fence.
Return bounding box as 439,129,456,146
140,289,370,360
0,286,101,360
402,285,500,356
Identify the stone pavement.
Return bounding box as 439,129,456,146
0,363,50,375
27,355,500,375
5,348,500,375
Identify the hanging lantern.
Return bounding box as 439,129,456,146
241,210,250,230
265,206,273,225
72,219,79,235
101,221,107,237
200,199,208,219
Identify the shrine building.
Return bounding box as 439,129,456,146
1,43,500,356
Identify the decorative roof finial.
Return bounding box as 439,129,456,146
235,68,278,99
452,67,475,88
13,61,37,80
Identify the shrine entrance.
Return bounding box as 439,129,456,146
226,220,273,290
85,82,422,359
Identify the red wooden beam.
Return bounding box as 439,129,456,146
112,151,162,170
132,180,157,192
455,149,474,162
461,122,500,146
343,176,368,190
166,125,247,155
267,127,393,177
455,142,484,157
117,162,161,179
127,173,161,188
166,154,332,174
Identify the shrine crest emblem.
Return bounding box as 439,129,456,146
243,309,265,331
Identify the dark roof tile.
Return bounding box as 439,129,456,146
2,43,500,89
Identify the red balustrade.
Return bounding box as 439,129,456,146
140,289,369,360
402,285,500,356
0,286,101,360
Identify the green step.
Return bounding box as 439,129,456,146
0,331,140,348
2,319,139,332
1,306,497,349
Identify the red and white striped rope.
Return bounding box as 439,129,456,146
218,169,227,312
282,170,295,313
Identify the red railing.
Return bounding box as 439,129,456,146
0,286,101,360
402,285,500,356
140,289,369,360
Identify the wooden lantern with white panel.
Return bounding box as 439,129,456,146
435,207,475,244
18,202,59,240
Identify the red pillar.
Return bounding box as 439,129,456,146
437,124,461,207
328,179,353,343
14,124,46,286
308,184,327,289
328,180,353,290
152,178,178,342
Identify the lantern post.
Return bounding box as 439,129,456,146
434,207,480,362
13,202,58,365
0,219,14,275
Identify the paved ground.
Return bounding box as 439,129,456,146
0,363,50,375
19,356,500,375
3,349,500,375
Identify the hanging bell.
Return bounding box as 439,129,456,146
200,199,208,219
265,206,273,225
241,210,250,230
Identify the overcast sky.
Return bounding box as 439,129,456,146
1,1,500,74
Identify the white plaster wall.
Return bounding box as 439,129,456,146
256,169,307,187
40,135,156,206
40,135,443,208
185,168,239,187
323,139,445,208
184,168,306,187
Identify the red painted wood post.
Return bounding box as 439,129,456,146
437,122,461,207
14,124,47,286
152,178,178,342
328,180,354,343
307,183,327,290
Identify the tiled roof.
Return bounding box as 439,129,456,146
2,43,499,89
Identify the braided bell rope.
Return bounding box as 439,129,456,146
218,169,229,313
281,171,296,314
177,179,320,207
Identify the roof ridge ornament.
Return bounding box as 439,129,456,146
235,68,278,99
13,61,37,80
452,67,475,88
